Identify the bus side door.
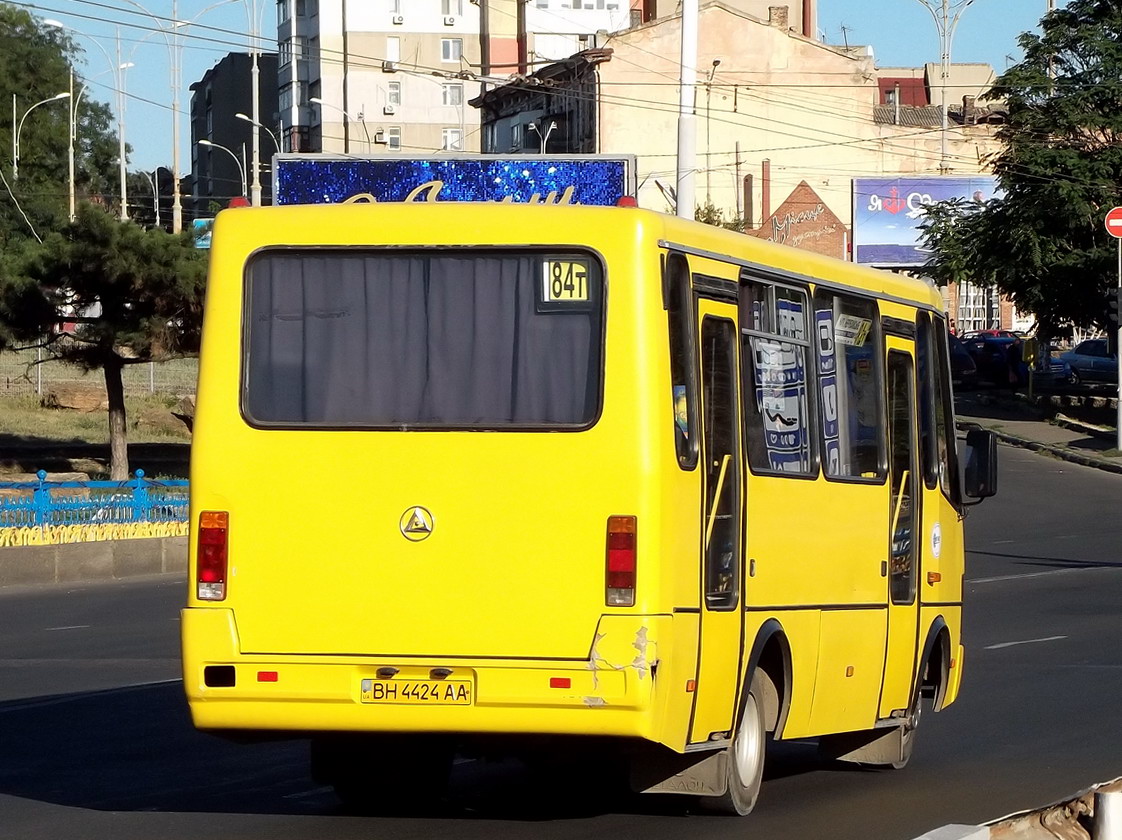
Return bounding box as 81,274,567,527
880,341,921,717
689,299,746,744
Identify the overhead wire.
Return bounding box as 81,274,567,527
10,0,1115,197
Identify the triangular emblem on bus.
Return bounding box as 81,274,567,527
399,506,434,541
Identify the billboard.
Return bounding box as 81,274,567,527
852,176,999,267
273,154,636,207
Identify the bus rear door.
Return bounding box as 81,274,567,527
689,297,745,743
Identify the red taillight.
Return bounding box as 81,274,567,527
606,515,636,607
196,511,228,601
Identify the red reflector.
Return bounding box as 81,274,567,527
616,196,639,207
686,680,696,693
549,677,571,689
257,671,278,682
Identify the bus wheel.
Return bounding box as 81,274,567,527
891,702,922,770
702,673,766,816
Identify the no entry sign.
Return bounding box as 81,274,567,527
1106,206,1122,238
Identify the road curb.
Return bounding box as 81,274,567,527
956,420,1122,475
0,536,187,588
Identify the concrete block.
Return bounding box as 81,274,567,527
163,536,188,573
112,538,164,578
0,544,58,586
55,541,114,583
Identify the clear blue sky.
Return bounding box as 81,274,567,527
39,0,1060,173
818,0,1057,72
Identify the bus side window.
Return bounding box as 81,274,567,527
739,279,817,476
813,290,886,481
666,254,698,470
917,313,939,490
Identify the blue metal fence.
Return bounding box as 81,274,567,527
0,470,189,529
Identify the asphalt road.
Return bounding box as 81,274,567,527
1,444,1121,839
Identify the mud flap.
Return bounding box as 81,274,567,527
630,748,729,796
818,725,905,766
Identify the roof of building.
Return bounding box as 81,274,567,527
872,104,944,127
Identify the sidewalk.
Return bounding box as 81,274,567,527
955,389,1122,475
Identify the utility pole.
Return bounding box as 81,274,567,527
171,0,183,233
117,28,128,221
676,0,698,219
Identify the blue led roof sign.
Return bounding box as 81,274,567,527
273,154,636,207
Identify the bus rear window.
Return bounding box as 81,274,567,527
242,250,604,428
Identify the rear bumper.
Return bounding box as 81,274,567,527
182,607,664,740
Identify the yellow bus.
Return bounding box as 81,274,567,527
183,201,996,815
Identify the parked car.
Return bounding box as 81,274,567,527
963,335,1026,386
948,333,978,389
960,329,1018,340
1057,338,1118,386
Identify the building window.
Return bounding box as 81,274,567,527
386,36,401,63
279,35,306,66
387,126,401,151
885,88,897,105
388,81,401,105
441,38,462,62
442,128,464,151
442,0,463,14
510,123,522,151
441,83,463,106
277,0,289,25
296,0,306,14
536,0,548,7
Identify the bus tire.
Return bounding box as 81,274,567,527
891,701,922,770
701,672,766,816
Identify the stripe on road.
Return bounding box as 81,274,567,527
984,635,1067,650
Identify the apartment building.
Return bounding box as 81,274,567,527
274,0,819,156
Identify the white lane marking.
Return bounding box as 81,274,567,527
280,785,332,798
44,625,91,631
971,567,1116,584
984,635,1067,650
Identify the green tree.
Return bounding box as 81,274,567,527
919,0,1122,337
696,199,746,233
0,4,122,245
0,203,206,478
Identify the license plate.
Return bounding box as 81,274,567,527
360,678,472,705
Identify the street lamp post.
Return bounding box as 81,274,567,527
11,91,70,181
115,0,241,232
199,139,247,199
310,97,371,152
527,120,556,154
144,168,161,228
46,19,133,221
235,111,280,200
913,0,976,174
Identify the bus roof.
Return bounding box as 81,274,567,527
211,202,943,311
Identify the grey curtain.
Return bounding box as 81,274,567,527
244,252,600,427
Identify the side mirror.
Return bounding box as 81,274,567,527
964,428,998,501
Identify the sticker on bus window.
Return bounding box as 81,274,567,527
835,314,872,347
543,259,590,303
